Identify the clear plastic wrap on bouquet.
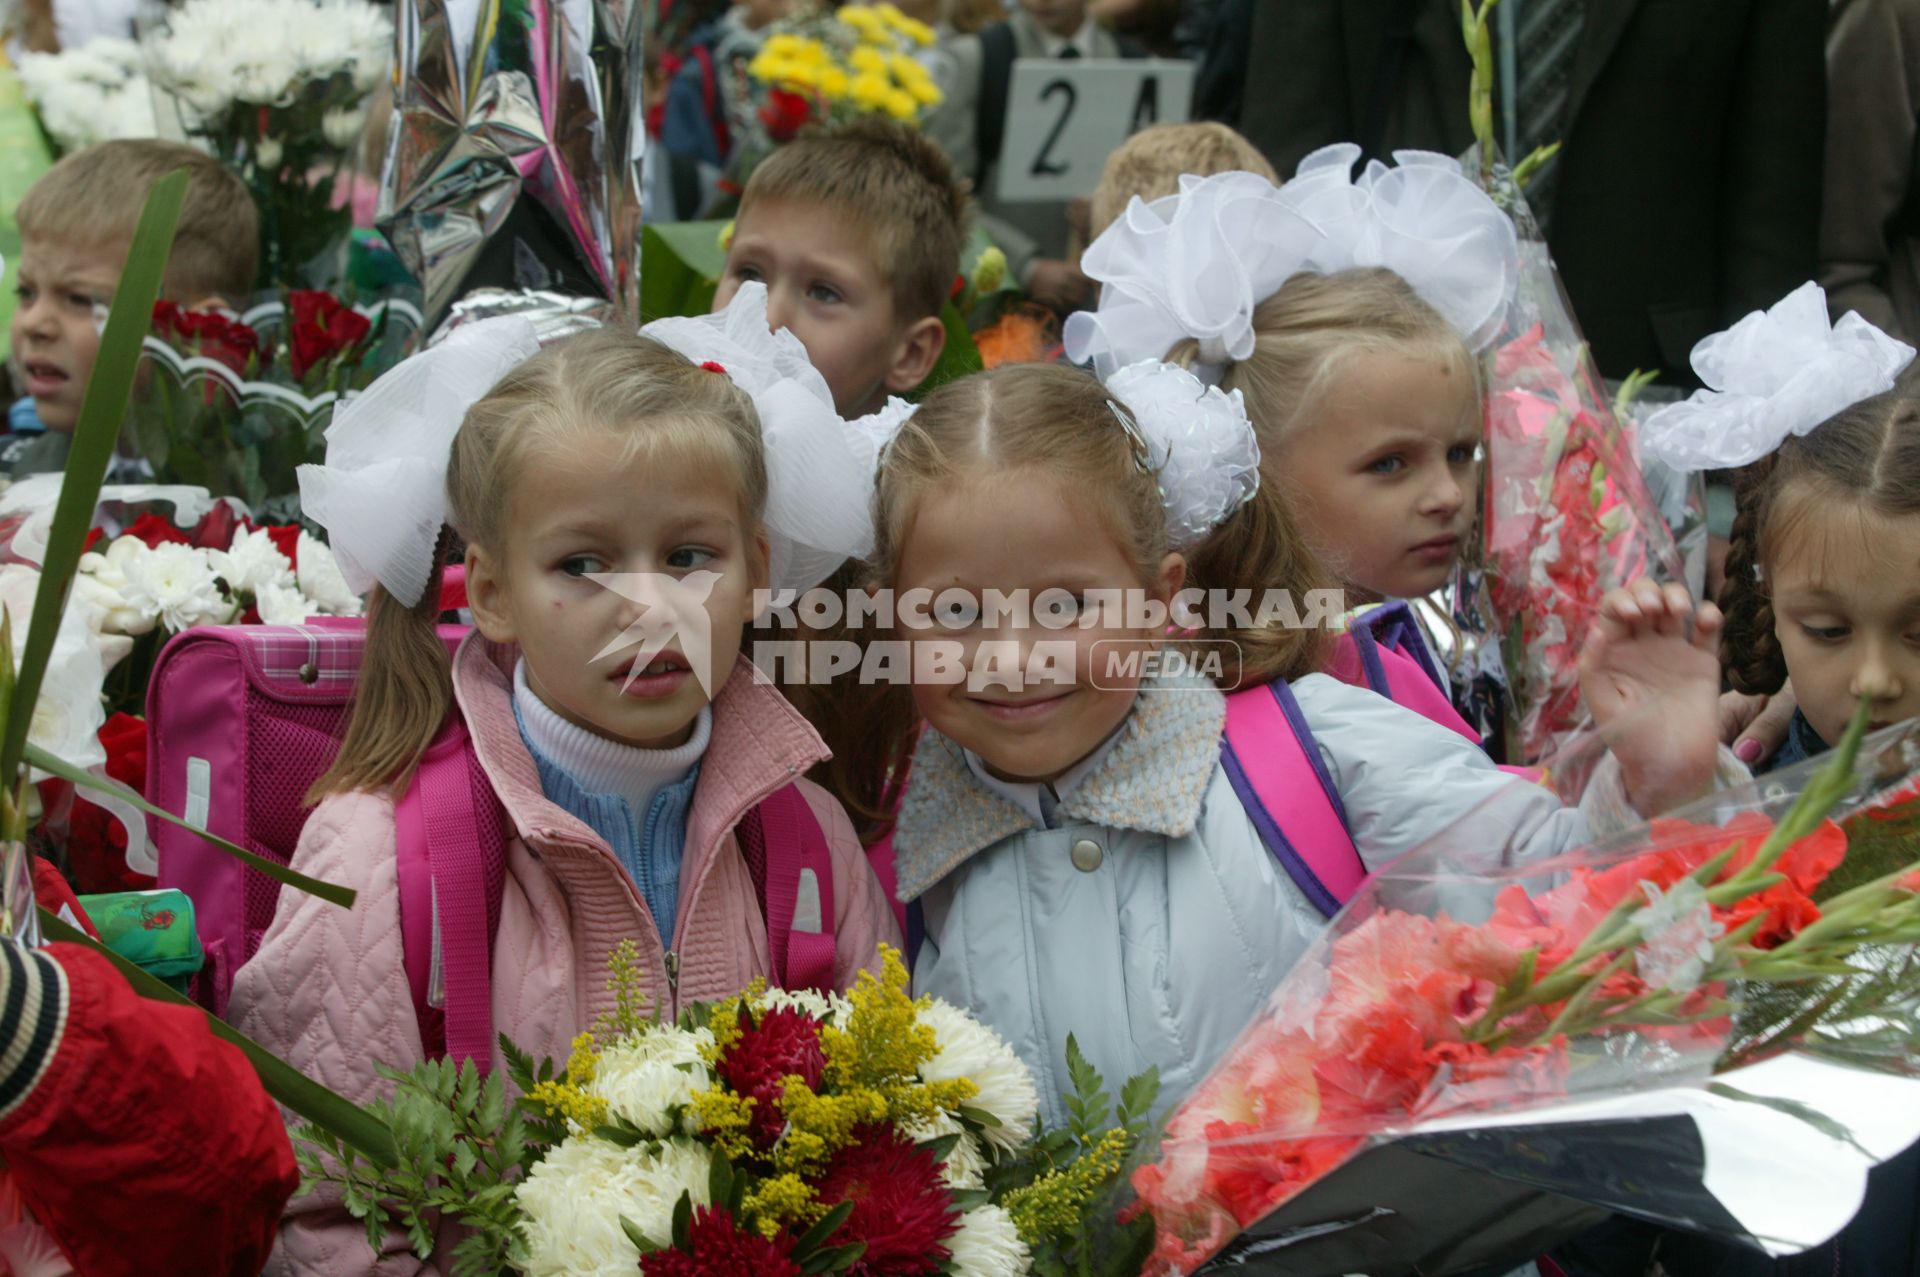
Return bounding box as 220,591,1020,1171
1461,149,1689,766
1114,715,1920,1277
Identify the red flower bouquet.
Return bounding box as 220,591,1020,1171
129,291,406,519
1125,714,1920,1275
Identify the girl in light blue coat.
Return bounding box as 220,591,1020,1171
860,360,1744,1127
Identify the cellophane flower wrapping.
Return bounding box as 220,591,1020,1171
1118,722,1920,1276
1460,149,1689,766
127,289,417,520
139,0,391,290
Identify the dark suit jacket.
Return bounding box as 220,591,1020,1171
1232,0,1826,385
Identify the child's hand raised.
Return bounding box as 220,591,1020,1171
1578,579,1726,817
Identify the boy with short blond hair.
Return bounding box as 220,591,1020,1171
1088,121,1277,239
713,116,973,417
8,140,256,469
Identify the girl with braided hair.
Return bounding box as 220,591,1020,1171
1717,388,1920,772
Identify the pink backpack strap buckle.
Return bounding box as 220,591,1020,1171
1220,681,1366,917
749,784,838,993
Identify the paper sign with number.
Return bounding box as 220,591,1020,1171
996,59,1196,203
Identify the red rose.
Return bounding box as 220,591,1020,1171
264,522,301,569
758,88,813,143
122,513,192,549
187,502,252,551
288,290,372,380
98,713,147,791
165,307,262,376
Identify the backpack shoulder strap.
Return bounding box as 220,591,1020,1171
1349,602,1481,744
1219,680,1365,918
745,783,838,992
397,718,508,1072
976,20,1018,188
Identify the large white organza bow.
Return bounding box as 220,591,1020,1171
1106,360,1262,549
298,316,543,607
1064,145,1520,377
1640,282,1916,472
642,283,879,594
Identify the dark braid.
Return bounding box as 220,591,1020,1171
1718,455,1787,694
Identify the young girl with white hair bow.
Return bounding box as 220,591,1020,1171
229,287,901,1275
854,354,1740,1129
1067,147,1519,735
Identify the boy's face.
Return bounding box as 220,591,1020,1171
716,196,944,418
8,236,121,431
1020,0,1088,38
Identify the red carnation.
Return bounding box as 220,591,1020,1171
812,1126,958,1277
641,1205,802,1277
288,290,372,380
759,88,814,142
712,1006,826,1148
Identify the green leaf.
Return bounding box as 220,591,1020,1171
620,1214,663,1254
3,170,186,781
793,1198,855,1258
671,1188,693,1251
801,1241,868,1275
956,1104,1003,1129
919,1132,962,1163
708,1150,734,1210
26,742,355,907
1117,1067,1161,1126
40,907,397,1167
590,1123,644,1148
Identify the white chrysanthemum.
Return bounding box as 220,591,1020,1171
255,582,314,625
295,530,364,616
0,565,109,772
16,38,157,150
516,1136,712,1277
904,1110,987,1190
946,1204,1032,1277
588,1027,714,1137
752,987,852,1020
74,537,159,636
917,999,1040,1154
119,543,233,632
212,526,296,597
321,106,367,150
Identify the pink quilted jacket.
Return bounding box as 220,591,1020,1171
230,636,901,1276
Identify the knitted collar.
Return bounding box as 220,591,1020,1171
891,671,1226,902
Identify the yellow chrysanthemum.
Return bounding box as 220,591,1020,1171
888,52,927,84
850,44,887,74
779,60,822,89
906,75,942,106
849,71,892,110
883,88,918,120
897,15,936,45
763,32,807,58
820,67,850,99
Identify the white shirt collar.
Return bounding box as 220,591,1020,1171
961,721,1127,829
1040,14,1099,58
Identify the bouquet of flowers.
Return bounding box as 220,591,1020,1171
139,0,392,289
1447,2,1686,766
298,947,1046,1276
1117,711,1920,1276
129,290,413,518
14,36,159,153
746,3,943,142
0,476,361,891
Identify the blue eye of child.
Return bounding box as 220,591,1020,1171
1368,456,1405,475
560,556,604,578
1448,445,1477,465
666,547,715,570
1802,624,1849,643
807,284,842,304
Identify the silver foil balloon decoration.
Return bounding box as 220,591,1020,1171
380,0,645,330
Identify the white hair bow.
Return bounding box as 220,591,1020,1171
298,316,543,607
642,283,881,594
1064,145,1521,378
1107,360,1262,549
1640,282,1916,472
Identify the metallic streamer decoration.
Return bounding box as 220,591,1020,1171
380,0,644,331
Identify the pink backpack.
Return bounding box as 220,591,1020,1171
149,619,840,1065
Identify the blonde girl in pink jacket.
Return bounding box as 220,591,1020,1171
231,297,901,1276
